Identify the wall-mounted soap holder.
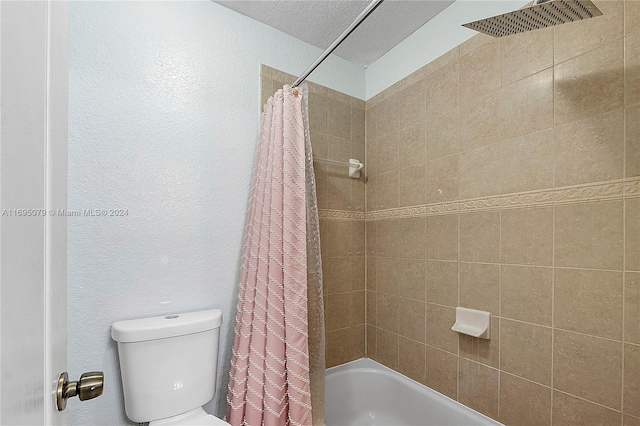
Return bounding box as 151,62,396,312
451,307,491,339
312,157,364,179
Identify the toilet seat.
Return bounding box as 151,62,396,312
150,408,229,426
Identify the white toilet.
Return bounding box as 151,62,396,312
111,309,228,425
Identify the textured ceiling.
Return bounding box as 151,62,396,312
215,1,455,67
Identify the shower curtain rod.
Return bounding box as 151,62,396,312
291,0,385,88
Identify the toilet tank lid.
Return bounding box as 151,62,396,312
111,309,222,343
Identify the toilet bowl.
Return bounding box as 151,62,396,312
111,310,228,425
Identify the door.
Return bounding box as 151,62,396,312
1,1,69,424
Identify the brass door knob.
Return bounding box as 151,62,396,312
56,371,104,411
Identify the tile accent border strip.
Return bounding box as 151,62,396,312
367,177,640,221
318,210,366,220
318,177,640,221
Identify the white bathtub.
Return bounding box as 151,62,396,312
325,358,501,426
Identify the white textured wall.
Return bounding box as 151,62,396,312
365,0,529,99
67,2,364,424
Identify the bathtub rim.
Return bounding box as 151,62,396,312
326,357,503,426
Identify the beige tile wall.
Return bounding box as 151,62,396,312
261,65,366,368
365,1,640,424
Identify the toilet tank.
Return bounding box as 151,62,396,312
111,310,223,423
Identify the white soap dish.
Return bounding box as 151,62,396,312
451,307,491,339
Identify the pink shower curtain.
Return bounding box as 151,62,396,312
226,85,315,426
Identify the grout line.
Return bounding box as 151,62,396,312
553,265,626,274
501,370,552,390
622,18,627,424
496,46,505,406
497,196,503,419
365,256,631,275
628,414,640,423
364,105,368,357
327,325,361,333
457,209,461,402
481,261,552,268
425,258,459,265
622,151,627,418
426,343,459,358
455,56,461,363
553,327,627,345
422,300,457,310
395,310,399,366
460,357,500,372
551,201,556,426
499,316,553,330
553,388,625,415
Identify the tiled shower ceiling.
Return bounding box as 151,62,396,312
214,0,454,67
